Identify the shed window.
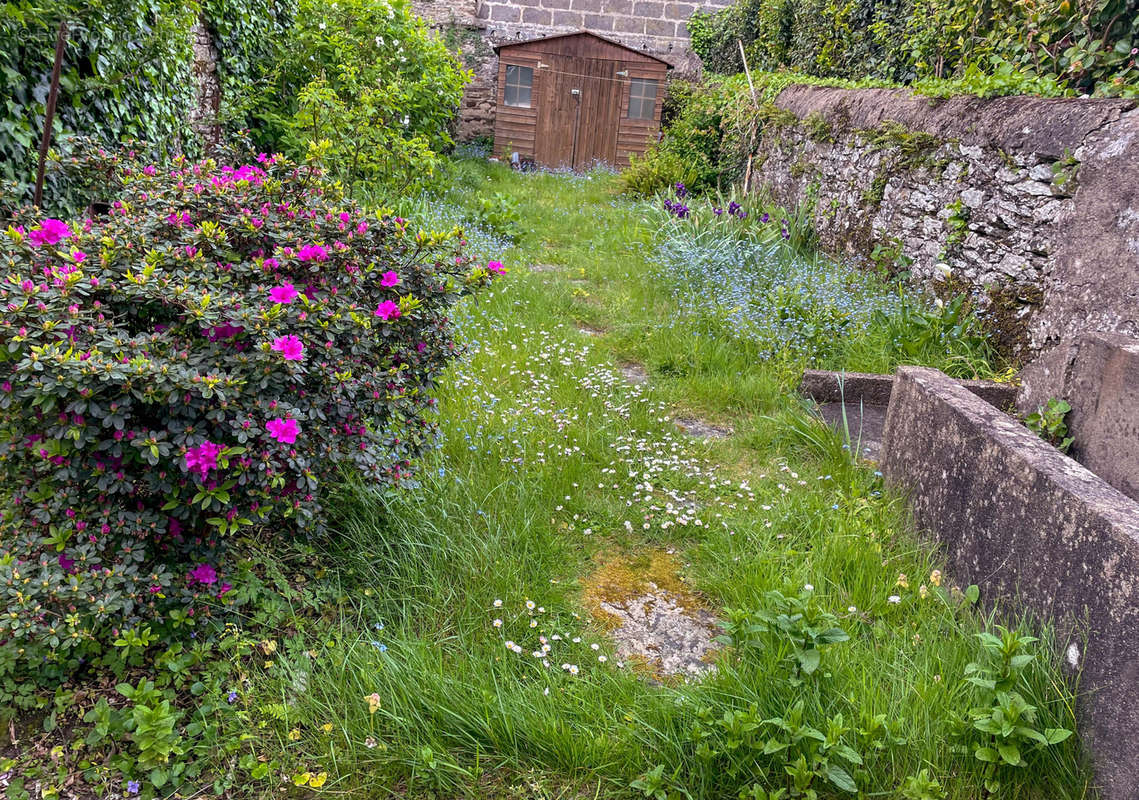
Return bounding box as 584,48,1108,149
627,78,658,120
504,64,533,108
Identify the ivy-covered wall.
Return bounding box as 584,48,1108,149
0,0,295,213
0,1,198,210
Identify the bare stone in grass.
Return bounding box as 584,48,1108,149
577,323,605,337
600,588,720,680
529,263,561,273
583,552,720,681
619,362,649,385
673,416,732,439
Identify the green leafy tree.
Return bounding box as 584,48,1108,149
270,0,469,192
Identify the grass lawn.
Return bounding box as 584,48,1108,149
6,159,1090,799
215,161,1088,798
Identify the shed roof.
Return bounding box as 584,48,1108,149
493,30,674,68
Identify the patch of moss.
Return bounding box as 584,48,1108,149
857,120,940,170
580,550,704,631
932,274,1041,365
755,103,800,130
802,111,834,143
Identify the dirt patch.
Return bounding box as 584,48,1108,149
619,362,649,385
673,417,733,439
529,263,561,273
577,324,605,337
582,552,720,680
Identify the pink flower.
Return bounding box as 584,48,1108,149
272,335,304,360
217,582,233,597
72,250,87,263
184,440,223,478
297,244,329,262
380,271,400,287
28,219,71,246
143,165,157,176
488,260,506,275
375,300,401,320
189,563,217,585
269,283,298,304
58,554,76,573
266,417,300,444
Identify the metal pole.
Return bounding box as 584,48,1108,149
34,19,69,208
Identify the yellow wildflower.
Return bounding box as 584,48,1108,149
896,573,909,589
288,728,301,741
321,723,333,734
929,569,943,587
309,772,328,788
365,693,381,713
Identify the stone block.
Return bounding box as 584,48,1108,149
1019,332,1139,502
882,366,1139,800
580,12,613,29
634,0,664,15
487,3,522,22
644,17,676,36
799,369,1017,409
613,14,645,33
551,9,584,25
571,0,602,11
666,1,695,18
521,6,552,24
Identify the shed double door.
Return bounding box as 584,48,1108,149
536,56,620,170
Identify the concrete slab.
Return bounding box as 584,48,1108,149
817,402,886,461
882,366,1139,800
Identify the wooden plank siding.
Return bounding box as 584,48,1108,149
615,64,666,167
493,32,670,170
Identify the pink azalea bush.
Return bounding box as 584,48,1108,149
0,145,500,672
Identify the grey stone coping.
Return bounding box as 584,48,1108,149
881,365,1139,800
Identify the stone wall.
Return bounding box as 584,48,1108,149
748,86,1139,390
413,0,731,140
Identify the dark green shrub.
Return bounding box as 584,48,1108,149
619,146,704,198
0,143,498,678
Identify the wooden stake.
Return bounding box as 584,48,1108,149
34,19,68,208
738,40,759,194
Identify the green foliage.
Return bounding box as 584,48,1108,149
901,769,947,800
620,145,703,198
269,0,469,192
469,191,523,242
0,0,199,211
953,627,1074,792
719,588,849,680
1024,398,1074,452
0,143,494,678
201,0,297,137
690,0,1139,97
868,293,997,378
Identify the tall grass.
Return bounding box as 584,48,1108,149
221,158,1087,799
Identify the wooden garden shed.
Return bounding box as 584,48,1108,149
492,31,671,171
